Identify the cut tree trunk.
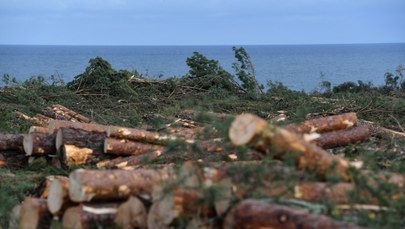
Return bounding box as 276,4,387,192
223,199,366,229
23,133,56,156
47,119,108,134
104,137,166,156
229,113,350,181
55,127,106,153
96,151,162,169
285,112,357,134
62,144,107,167
114,196,147,229
45,104,92,123
69,168,174,202
107,126,180,144
62,203,119,229
0,134,24,151
32,175,68,199
47,176,74,216
19,197,52,229
309,125,370,149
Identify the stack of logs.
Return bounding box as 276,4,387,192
4,104,399,229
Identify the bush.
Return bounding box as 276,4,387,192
67,57,136,97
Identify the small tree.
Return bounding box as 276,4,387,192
186,52,229,77
232,47,263,96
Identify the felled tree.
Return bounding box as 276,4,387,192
232,47,264,96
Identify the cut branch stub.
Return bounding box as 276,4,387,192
69,168,173,202
286,112,357,134
229,113,350,181
223,199,366,229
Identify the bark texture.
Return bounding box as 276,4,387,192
55,127,106,153
310,125,370,149
115,196,147,229
69,168,173,202
0,134,24,151
62,203,119,229
107,126,179,144
285,112,357,134
104,137,165,156
223,199,366,229
96,151,162,168
229,113,350,181
47,119,108,134
23,133,56,156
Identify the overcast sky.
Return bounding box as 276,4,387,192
0,0,404,45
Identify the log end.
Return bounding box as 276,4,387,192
47,178,69,215
23,134,33,156
68,169,87,202
229,113,268,146
55,129,63,153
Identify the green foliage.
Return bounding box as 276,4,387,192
67,57,137,97
186,52,229,78
232,46,264,96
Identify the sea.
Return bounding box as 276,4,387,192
1,43,405,92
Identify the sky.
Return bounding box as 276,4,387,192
0,0,404,45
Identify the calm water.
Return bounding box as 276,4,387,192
1,44,405,91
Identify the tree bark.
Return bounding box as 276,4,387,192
107,126,179,144
104,137,165,156
309,125,370,149
0,133,24,151
96,151,162,169
47,176,73,216
46,104,92,123
223,199,366,229
229,113,350,181
286,112,358,134
55,127,106,153
62,144,107,167
23,133,56,156
68,168,174,202
62,203,119,229
19,197,52,229
114,196,147,229
47,119,108,134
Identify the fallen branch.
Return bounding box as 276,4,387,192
308,125,370,149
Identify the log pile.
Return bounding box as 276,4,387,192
7,104,404,228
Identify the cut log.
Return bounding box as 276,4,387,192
286,112,357,134
23,133,56,156
33,114,53,126
104,137,166,156
96,151,162,168
32,175,68,199
69,168,174,202
62,144,106,167
28,126,48,134
47,119,108,134
19,197,52,229
223,199,366,229
62,203,119,229
107,126,180,144
43,104,92,123
0,151,28,169
309,125,370,149
147,188,212,229
229,113,350,181
55,127,106,153
47,176,73,216
0,133,24,151
115,196,147,229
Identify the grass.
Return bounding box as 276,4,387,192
1,60,405,228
